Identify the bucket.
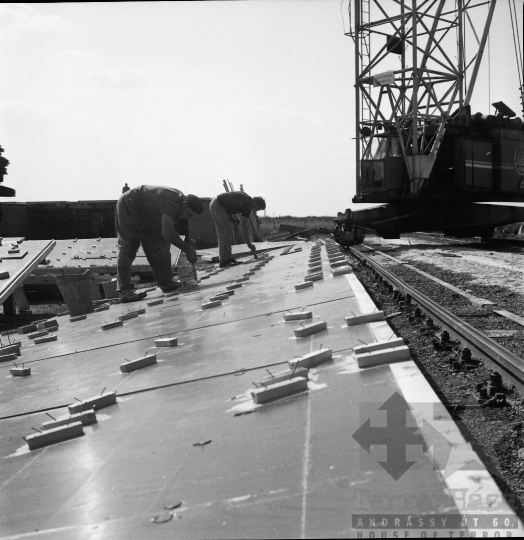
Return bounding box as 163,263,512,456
55,271,94,316
101,278,119,299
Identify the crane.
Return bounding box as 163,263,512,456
335,0,524,244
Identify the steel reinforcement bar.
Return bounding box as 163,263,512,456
346,246,524,393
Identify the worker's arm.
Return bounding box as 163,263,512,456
240,215,256,255
161,213,197,263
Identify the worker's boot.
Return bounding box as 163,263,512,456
120,290,147,303
161,281,181,293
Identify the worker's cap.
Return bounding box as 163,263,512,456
186,194,204,215
253,196,266,210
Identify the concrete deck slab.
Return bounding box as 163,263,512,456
0,240,55,304
28,238,181,277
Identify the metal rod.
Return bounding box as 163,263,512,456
464,0,497,105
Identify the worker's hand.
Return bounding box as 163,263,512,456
186,247,198,264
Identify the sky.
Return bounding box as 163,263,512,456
0,1,522,217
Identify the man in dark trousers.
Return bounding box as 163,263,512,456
116,185,204,302
209,191,265,267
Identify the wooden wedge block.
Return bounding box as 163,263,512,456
243,271,255,276
70,314,87,322
68,392,117,414
163,291,179,297
28,330,49,339
226,283,242,290
41,409,97,430
101,321,124,330
132,307,146,315
202,300,222,310
0,343,21,356
94,304,110,312
36,319,59,330
345,311,385,326
283,311,313,321
118,311,139,321
34,335,58,344
251,377,308,404
147,299,164,307
26,422,84,450
43,326,59,333
353,337,405,355
289,348,333,370
304,273,323,282
331,259,349,268
236,277,249,283
0,352,18,363
308,262,323,269
294,281,314,291
18,324,38,335
356,345,411,368
154,336,178,347
260,367,309,386
0,270,10,279
10,366,30,376
120,353,157,373
210,294,229,301
294,320,327,337
332,267,352,276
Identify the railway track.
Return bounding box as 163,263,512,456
346,245,524,393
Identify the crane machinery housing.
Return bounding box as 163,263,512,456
335,0,524,245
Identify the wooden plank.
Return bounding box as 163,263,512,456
493,310,524,329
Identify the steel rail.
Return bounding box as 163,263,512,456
346,245,524,392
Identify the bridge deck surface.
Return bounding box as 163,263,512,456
0,242,520,538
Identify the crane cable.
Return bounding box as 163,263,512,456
488,33,491,110
510,0,523,75
487,0,491,110
508,0,524,112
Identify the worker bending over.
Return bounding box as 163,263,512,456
116,185,204,302
209,191,265,268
